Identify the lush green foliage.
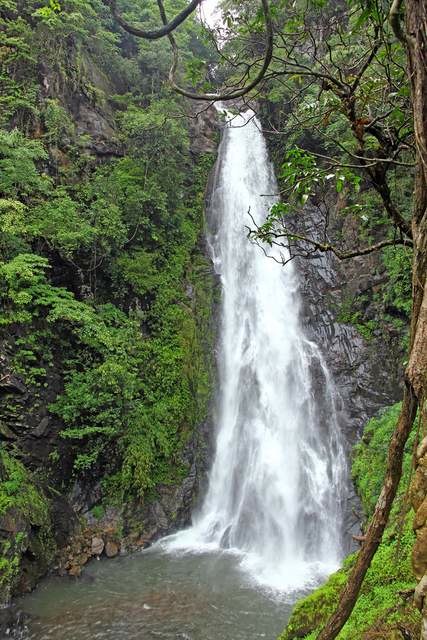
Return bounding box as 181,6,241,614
279,404,420,640
0,450,54,601
352,403,415,518
0,140,215,496
282,519,419,640
0,0,415,626
0,0,216,517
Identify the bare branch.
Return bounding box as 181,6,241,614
350,29,381,95
158,0,274,101
104,0,202,40
251,227,413,261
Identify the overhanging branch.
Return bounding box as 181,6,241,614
104,0,202,40
248,212,413,262
158,0,274,101
248,233,413,267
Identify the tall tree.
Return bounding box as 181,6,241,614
317,0,426,636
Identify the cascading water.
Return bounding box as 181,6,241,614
163,109,348,592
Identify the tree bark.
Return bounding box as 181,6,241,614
405,2,427,638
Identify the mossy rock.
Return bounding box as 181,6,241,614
282,570,347,639
0,450,55,604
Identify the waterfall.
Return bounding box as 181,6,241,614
163,109,348,592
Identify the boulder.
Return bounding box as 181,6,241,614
68,565,81,577
91,536,104,556
105,541,119,558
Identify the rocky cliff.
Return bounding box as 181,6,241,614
0,0,220,610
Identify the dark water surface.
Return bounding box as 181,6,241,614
18,549,295,640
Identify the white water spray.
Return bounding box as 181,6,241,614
163,110,348,592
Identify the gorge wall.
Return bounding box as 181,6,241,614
258,84,416,639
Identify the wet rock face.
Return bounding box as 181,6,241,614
53,417,214,572
282,202,403,443
260,108,404,440
262,196,404,549
39,60,123,160
119,413,214,549
188,102,219,155
0,606,29,639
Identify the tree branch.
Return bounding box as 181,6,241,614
158,0,274,101
104,0,202,40
350,29,381,95
251,223,413,261
389,0,407,45
364,163,413,239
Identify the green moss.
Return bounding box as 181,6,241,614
352,403,414,519
282,518,418,640
90,505,105,520
336,294,377,341
0,450,48,521
283,569,349,639
279,404,420,640
0,449,55,604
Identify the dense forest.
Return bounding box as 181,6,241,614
0,0,426,639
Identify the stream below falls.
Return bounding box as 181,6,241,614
17,549,294,640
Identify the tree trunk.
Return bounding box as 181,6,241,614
317,1,427,638
406,2,427,639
